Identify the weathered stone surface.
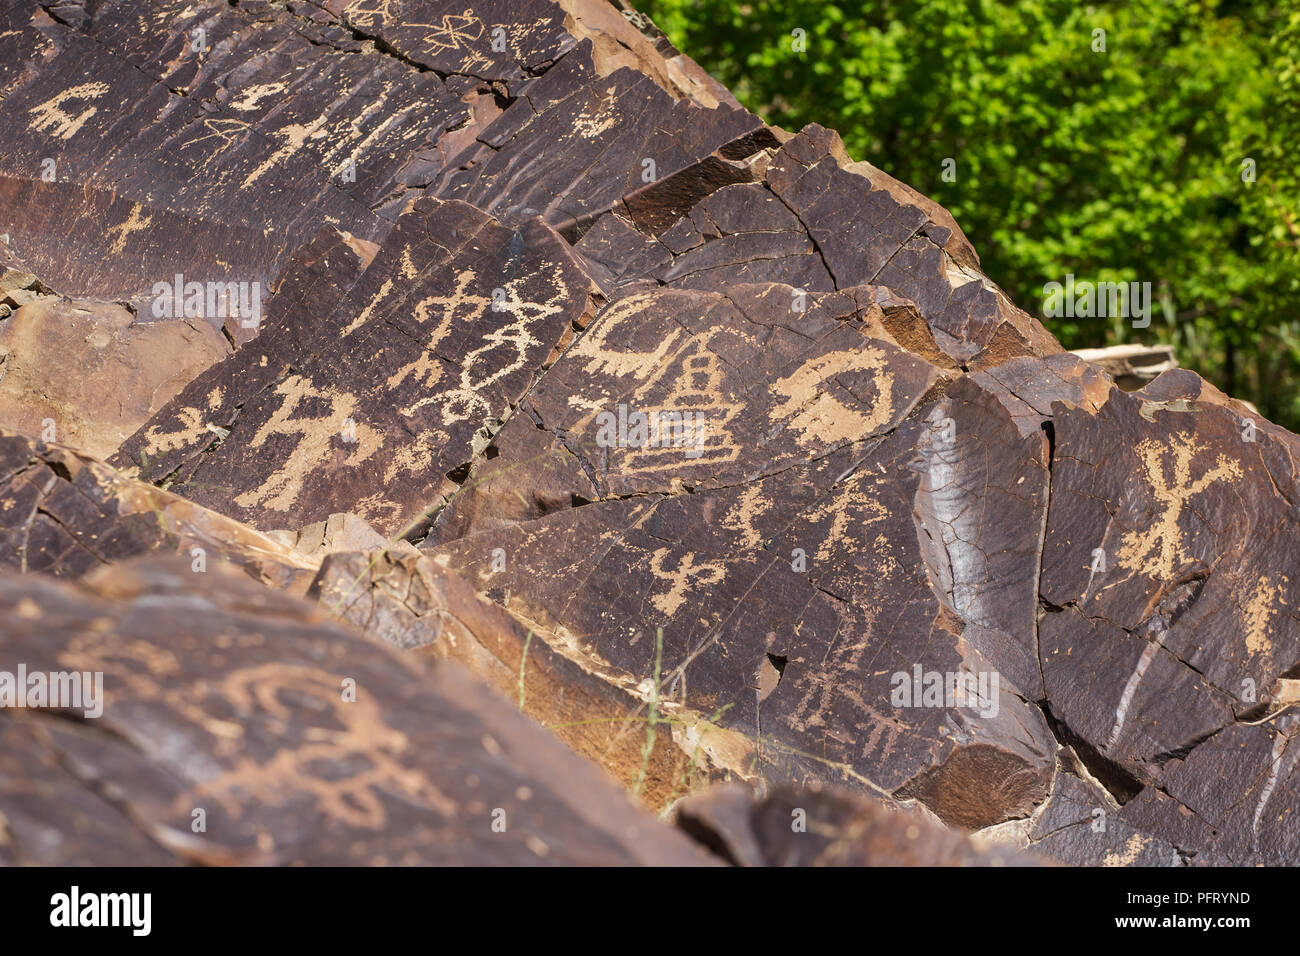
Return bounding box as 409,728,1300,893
0,0,454,295
309,547,731,808
0,295,229,459
420,284,1060,831
428,40,771,233
0,429,318,591
5,0,1300,869
117,197,594,538
0,557,719,865
675,781,1043,866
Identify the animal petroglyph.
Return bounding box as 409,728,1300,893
189,664,458,829
232,375,383,513
802,470,890,565
771,346,896,446
410,9,486,53
28,82,109,140
570,293,687,380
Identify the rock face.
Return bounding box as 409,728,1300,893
0,0,1296,867
0,558,719,865
0,291,230,459
674,782,1042,867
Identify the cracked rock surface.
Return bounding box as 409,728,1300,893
0,0,1295,866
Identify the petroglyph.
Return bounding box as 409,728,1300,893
28,82,108,140
570,294,688,380
617,337,744,473
771,346,896,446
228,83,289,113
802,471,890,565
181,118,252,164
1242,576,1286,657
404,264,570,423
573,88,620,140
1117,435,1242,578
409,8,485,55
105,204,154,256
1101,833,1149,867
721,485,770,550
244,116,332,189
232,375,383,513
648,548,726,618
189,665,458,828
9,0,1300,867
343,278,395,337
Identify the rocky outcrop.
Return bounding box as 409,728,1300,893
0,0,1296,866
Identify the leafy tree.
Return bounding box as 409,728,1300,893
641,0,1300,427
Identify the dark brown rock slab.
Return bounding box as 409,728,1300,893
0,177,284,313
117,197,594,538
330,0,576,80
0,429,318,591
0,0,474,297
1038,381,1300,788
425,353,1064,829
430,40,769,232
1020,771,1187,867
0,717,179,866
111,222,378,482
675,781,1045,866
433,282,947,540
764,126,1061,364
0,557,719,865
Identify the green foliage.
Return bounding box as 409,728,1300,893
641,0,1300,427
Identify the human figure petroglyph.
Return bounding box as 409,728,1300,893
386,271,489,398
1117,435,1242,578
801,470,890,564
406,264,570,424
104,204,154,256
409,8,486,53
